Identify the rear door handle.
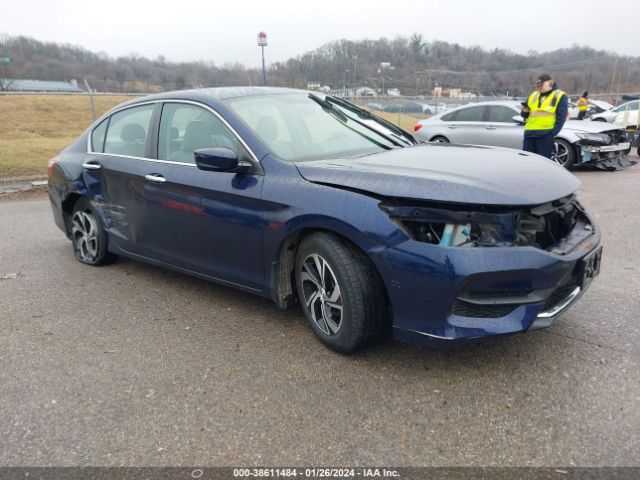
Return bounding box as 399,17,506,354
145,174,166,184
82,162,101,170
485,126,497,130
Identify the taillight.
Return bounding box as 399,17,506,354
47,156,58,177
413,123,423,132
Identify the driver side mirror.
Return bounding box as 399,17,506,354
512,115,525,125
194,148,250,173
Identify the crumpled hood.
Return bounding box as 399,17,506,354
563,119,621,133
295,144,581,206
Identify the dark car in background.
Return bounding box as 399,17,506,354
48,88,602,352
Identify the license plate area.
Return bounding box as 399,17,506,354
577,246,602,289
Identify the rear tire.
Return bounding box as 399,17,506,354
70,198,117,266
552,138,576,169
430,135,450,143
295,233,387,353
592,117,606,122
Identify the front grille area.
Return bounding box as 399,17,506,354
541,280,579,312
451,299,518,318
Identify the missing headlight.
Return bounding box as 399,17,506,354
380,202,517,247
380,195,592,252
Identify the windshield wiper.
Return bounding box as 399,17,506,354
308,93,394,150
324,95,418,145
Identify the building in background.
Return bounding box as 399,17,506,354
1,79,82,92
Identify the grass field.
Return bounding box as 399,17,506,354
0,94,426,178
0,95,132,178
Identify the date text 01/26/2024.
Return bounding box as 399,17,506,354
233,468,400,478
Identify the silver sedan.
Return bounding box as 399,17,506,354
413,101,631,169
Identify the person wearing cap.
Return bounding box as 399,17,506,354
577,91,590,120
520,73,568,159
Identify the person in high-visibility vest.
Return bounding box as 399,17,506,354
577,91,590,120
521,73,568,159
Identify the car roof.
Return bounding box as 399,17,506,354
98,87,310,118
430,100,520,116
145,86,302,101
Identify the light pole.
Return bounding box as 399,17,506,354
257,32,268,86
344,69,350,98
379,62,393,97
353,56,358,98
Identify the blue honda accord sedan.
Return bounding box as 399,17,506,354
48,87,602,352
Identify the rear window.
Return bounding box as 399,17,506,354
91,118,108,153
441,110,458,121
103,104,154,158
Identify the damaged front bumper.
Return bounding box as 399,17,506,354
373,198,603,346
578,142,636,170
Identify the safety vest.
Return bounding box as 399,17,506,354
577,97,588,111
525,89,566,131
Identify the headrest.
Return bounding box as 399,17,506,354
120,123,146,142
182,121,212,152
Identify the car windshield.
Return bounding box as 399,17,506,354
225,93,409,161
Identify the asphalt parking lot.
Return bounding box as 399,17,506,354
1,160,639,467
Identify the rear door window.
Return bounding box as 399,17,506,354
454,106,486,122
103,104,154,158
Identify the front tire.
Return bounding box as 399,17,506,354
552,138,576,169
70,198,117,266
295,233,387,353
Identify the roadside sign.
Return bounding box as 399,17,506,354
257,32,267,47
0,56,12,64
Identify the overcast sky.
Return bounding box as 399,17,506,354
2,0,639,66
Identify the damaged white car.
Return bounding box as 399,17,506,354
414,101,634,170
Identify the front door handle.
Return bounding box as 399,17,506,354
485,126,497,130
145,174,166,184
82,162,101,170
448,124,458,129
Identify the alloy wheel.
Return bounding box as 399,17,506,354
552,141,569,166
300,253,343,336
71,210,99,263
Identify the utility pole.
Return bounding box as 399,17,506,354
344,69,350,98
83,79,96,121
609,56,618,104
353,56,358,99
257,32,268,86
